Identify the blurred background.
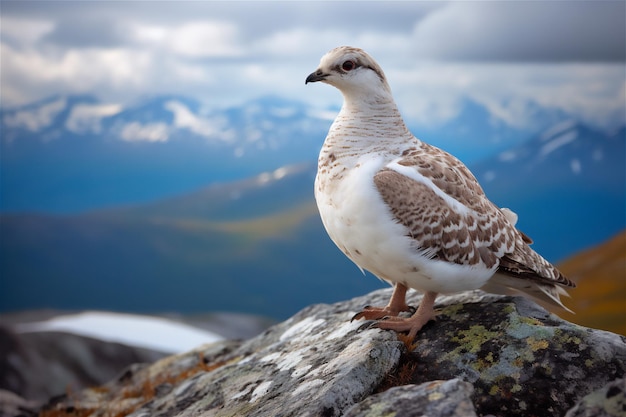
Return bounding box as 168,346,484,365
0,0,625,405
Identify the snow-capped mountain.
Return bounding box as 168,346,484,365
472,120,625,260
0,94,331,212
1,94,622,214
1,117,624,318
474,119,625,189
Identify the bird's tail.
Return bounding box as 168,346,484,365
481,273,574,314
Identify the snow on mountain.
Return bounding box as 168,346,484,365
1,93,623,214
17,311,224,354
2,96,68,133
539,127,578,157
0,94,330,212
475,120,624,186
471,121,625,261
66,102,123,134
539,119,578,142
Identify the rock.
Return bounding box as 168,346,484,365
0,389,37,417
401,291,626,417
37,289,626,417
0,309,272,406
0,325,168,404
564,378,626,417
343,379,477,417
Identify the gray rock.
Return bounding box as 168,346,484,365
565,378,626,417
0,389,37,417
0,309,273,406
343,379,477,417
0,325,167,404
37,289,626,417
400,290,626,417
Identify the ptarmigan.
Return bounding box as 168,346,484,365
305,46,575,339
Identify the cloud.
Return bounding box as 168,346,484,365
412,2,625,62
134,21,244,58
0,1,624,133
0,17,54,46
389,62,626,129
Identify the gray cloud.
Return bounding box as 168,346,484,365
1,0,623,131
4,1,623,62
4,1,439,46
43,17,130,48
412,2,625,62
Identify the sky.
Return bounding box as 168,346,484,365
1,1,625,130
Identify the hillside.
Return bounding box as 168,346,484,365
2,99,624,319
0,166,383,319
0,94,576,213
556,230,626,335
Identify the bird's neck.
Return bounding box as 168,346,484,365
327,91,413,149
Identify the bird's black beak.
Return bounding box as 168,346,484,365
305,70,328,84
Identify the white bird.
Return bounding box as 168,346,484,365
305,46,575,340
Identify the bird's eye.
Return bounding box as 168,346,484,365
342,60,356,71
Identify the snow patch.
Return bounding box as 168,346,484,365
483,171,496,183
540,130,578,157
269,106,297,118
165,100,223,138
256,167,292,185
16,311,223,353
66,103,122,134
121,121,169,142
3,98,66,132
306,108,337,122
540,119,576,142
498,150,517,162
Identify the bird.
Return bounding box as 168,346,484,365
305,46,575,340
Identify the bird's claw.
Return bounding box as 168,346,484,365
350,305,373,322
356,320,378,333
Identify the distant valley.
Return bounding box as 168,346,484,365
1,94,624,319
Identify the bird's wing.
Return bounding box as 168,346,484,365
374,143,574,290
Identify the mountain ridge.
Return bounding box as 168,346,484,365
3,93,615,213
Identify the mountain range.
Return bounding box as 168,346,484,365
1,94,573,213
0,94,624,319
0,94,329,213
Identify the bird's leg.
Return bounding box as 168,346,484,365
374,291,438,340
351,283,413,321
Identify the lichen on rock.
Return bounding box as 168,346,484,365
38,289,626,417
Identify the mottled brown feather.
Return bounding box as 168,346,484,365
374,144,575,289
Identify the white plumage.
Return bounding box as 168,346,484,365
306,46,575,339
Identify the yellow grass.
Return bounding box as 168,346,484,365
556,230,626,335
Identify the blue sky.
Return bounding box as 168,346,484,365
2,1,625,130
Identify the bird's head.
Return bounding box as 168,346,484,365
305,46,392,99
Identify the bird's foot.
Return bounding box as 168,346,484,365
372,291,439,342
373,307,437,341
351,304,416,322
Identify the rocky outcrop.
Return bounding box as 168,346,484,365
37,289,626,417
0,326,167,404
0,310,273,410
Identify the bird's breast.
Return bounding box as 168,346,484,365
314,152,497,294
